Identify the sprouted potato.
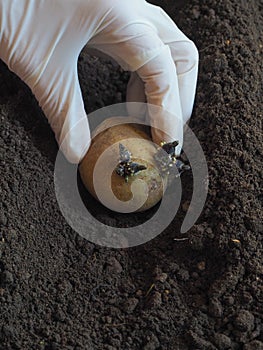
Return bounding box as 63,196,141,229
79,121,168,212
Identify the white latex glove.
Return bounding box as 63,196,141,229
0,0,198,163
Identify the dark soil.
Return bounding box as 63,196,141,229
0,0,262,349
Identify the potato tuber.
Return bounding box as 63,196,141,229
79,118,168,212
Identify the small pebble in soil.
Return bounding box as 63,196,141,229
101,315,112,324
154,272,168,283
143,333,160,350
177,268,190,281
6,229,18,242
188,331,216,349
105,257,123,274
122,297,139,313
53,308,66,322
242,291,253,304
192,6,200,20
224,295,235,306
234,310,255,332
197,261,206,271
146,291,162,308
152,267,168,282
209,298,223,318
243,340,263,350
1,270,14,285
0,212,7,225
163,289,170,302
9,180,19,193
136,289,143,297
190,235,204,251
213,333,232,349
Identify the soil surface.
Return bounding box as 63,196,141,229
0,0,262,349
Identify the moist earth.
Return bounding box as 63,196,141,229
0,0,262,349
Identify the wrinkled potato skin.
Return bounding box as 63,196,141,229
79,123,167,212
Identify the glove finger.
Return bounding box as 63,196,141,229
31,61,90,164
89,7,183,151
126,72,147,120
142,2,189,44
137,45,183,155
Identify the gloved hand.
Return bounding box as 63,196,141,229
0,0,198,163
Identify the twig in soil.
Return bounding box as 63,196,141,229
145,283,155,297
173,237,189,241
231,238,241,244
199,44,217,52
199,36,230,53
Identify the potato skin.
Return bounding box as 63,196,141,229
79,122,167,212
